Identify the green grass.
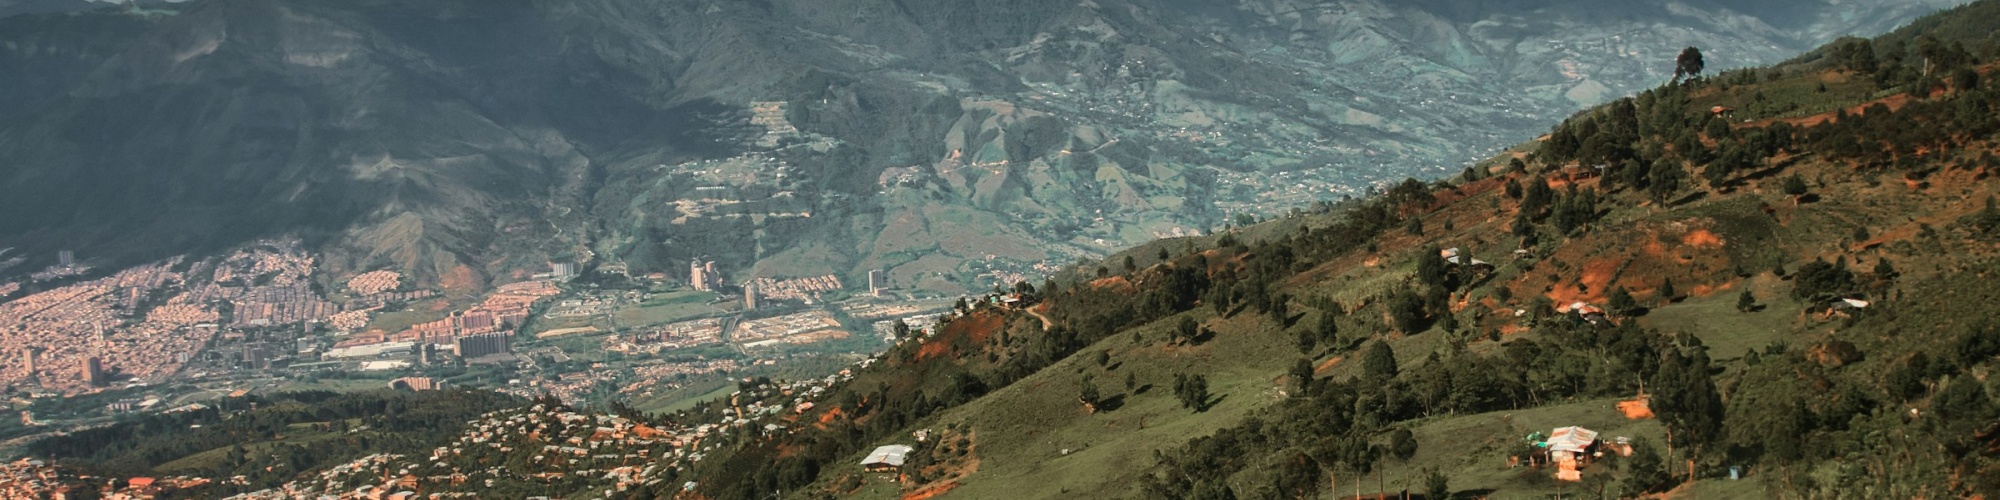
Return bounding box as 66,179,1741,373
846,309,1304,500
153,419,365,473
615,290,720,327
639,382,736,415
367,308,448,334
274,377,399,393
1386,398,1667,499
1636,275,1800,362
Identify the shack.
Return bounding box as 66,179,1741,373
861,444,915,473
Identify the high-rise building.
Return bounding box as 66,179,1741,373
20,349,35,377
868,270,886,296
242,343,271,370
689,258,708,291
744,284,758,311
82,357,105,387
455,332,513,360
551,262,575,279
57,250,73,268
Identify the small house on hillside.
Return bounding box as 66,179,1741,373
1546,426,1600,481
1442,248,1497,274
1565,302,1609,325
1824,298,1871,318
861,444,915,473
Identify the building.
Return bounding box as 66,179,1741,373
860,444,915,473
321,341,416,360
868,270,886,296
744,284,758,311
57,250,73,268
455,332,513,359
551,262,575,279
19,349,34,378
689,258,710,291
1546,426,1600,482
389,377,447,391
82,357,104,387
242,342,272,370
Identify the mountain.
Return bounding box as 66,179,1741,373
19,1,2000,498
669,2,2000,498
0,0,1961,293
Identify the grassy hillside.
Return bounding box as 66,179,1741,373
674,3,2000,499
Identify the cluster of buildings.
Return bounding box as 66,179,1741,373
237,404,699,498
748,101,799,148
688,259,721,292
228,284,340,327
0,458,212,499
29,249,89,282
742,274,842,303
0,260,215,394
360,280,557,349
603,318,724,355
731,310,843,346
345,270,404,296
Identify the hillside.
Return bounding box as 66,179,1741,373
10,2,2000,499
0,0,1958,295
671,3,2000,499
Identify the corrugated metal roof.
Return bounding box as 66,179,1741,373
861,445,915,467
1547,426,1599,454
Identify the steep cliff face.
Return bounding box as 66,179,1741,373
0,0,1959,288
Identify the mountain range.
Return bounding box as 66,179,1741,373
0,0,1962,293
13,0,2000,497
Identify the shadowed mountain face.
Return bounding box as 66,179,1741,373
0,0,1959,289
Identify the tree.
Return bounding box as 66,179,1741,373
1416,245,1449,287
1174,317,1199,345
1296,328,1318,355
1735,290,1757,313
1653,350,1724,455
1623,437,1666,492
1521,176,1554,218
1648,159,1685,204
1289,358,1315,395
1388,428,1419,461
1422,467,1450,500
1271,453,1324,500
1362,340,1399,380
1269,293,1292,326
1405,216,1424,236
1607,286,1638,316
893,320,911,340
1675,47,1706,82
1079,375,1102,412
1953,66,1980,92
1316,311,1341,346
1173,373,1212,412
1123,255,1137,274
1389,289,1429,333
1781,174,1809,196
1658,279,1677,302
1873,257,1898,279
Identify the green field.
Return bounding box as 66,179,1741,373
615,289,722,327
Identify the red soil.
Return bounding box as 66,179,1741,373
1681,229,1725,249
901,481,960,500
1313,356,1345,376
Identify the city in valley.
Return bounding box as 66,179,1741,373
0,240,975,453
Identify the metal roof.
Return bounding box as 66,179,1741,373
1547,426,1599,454
861,445,915,467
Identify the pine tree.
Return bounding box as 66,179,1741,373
1289,358,1315,395
1736,290,1757,312
1362,341,1398,380
1608,286,1638,315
